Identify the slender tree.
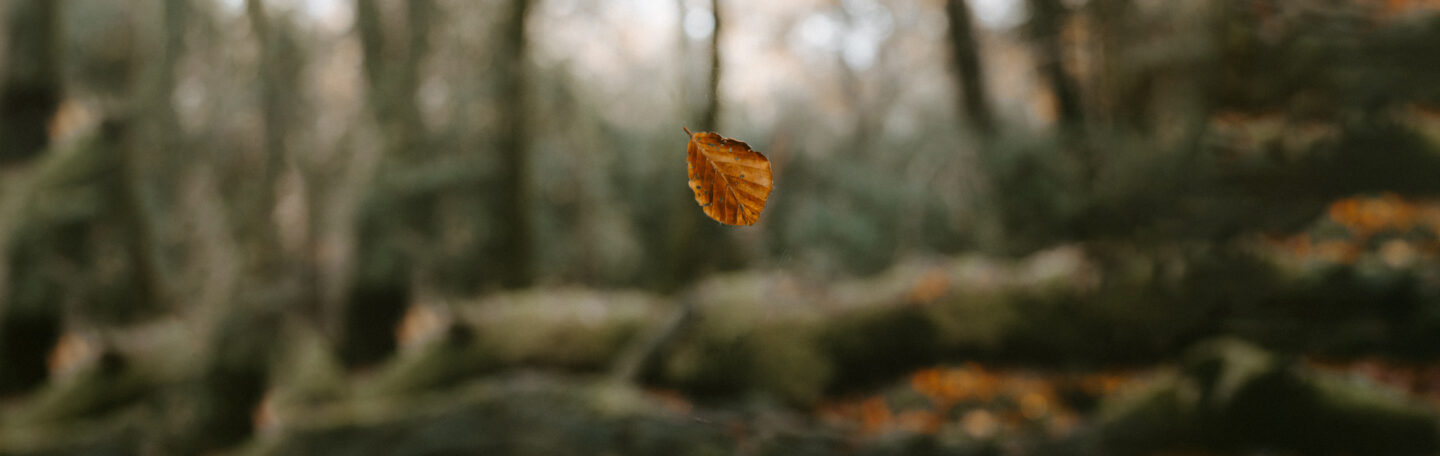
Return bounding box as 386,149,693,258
357,0,430,156
341,0,438,368
944,0,997,137
1027,0,1084,130
243,0,292,261
355,0,385,99
699,0,722,133
661,0,739,291
1027,0,1095,212
0,0,64,396
1087,0,1134,129
0,0,62,164
495,0,534,288
150,0,188,165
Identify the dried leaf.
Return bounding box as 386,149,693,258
685,127,773,226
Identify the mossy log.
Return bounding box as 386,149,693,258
346,247,1109,406
1095,337,1440,455
2,245,1437,454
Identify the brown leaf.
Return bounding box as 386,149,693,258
685,127,774,226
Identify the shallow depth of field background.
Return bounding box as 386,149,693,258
3,0,1440,454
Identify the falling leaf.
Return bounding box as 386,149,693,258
685,127,773,226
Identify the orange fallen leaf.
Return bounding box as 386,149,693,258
908,268,952,304
685,127,773,226
859,397,893,433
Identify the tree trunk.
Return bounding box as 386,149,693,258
0,0,62,165
495,0,533,288
151,0,188,180
242,0,292,269
658,0,742,291
0,203,62,393
1027,0,1095,219
356,0,429,158
112,120,168,318
341,0,439,367
699,0,721,133
944,0,997,137
1028,0,1085,130
1086,0,1133,129
355,0,385,101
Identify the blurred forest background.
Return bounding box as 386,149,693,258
4,0,1440,454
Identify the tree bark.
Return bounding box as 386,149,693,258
0,0,62,165
944,0,997,137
